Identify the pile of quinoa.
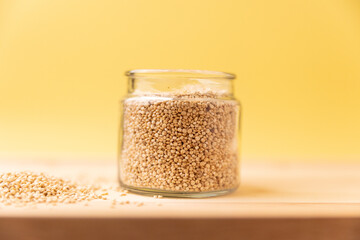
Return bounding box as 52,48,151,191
120,91,240,192
0,171,103,207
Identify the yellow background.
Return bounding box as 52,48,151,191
0,0,359,162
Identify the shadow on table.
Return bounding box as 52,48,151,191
227,184,275,198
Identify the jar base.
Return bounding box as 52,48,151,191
120,182,238,198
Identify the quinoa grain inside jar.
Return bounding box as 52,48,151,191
118,69,241,198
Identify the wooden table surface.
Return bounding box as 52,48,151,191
0,161,359,240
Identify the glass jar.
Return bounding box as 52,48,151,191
118,69,241,198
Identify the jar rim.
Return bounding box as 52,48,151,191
126,69,236,80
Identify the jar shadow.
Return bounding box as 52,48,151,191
226,184,275,198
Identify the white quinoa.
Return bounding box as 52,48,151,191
120,92,240,192
0,171,102,206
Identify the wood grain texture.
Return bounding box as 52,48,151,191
0,218,359,240
0,161,359,240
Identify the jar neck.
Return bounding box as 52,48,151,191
126,69,235,98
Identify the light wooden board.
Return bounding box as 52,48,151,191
0,161,359,240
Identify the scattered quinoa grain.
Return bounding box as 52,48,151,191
0,171,103,207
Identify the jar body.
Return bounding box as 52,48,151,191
118,70,241,197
